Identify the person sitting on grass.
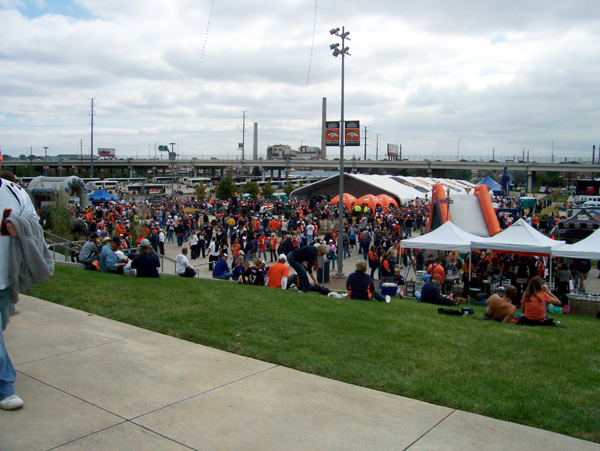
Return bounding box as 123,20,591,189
130,238,161,278
244,258,266,285
346,260,391,303
231,256,245,280
99,236,128,274
175,248,197,278
212,252,233,280
393,267,405,298
485,285,518,322
518,276,561,326
267,254,290,289
79,232,102,267
420,276,458,306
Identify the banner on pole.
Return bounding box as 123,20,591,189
344,121,360,146
325,121,340,146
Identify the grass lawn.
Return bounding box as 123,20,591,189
27,265,600,443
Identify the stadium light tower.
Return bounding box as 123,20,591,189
330,26,350,277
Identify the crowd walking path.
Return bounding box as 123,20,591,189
2,295,599,451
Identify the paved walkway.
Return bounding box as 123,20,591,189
2,295,599,451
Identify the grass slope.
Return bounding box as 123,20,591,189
27,266,600,443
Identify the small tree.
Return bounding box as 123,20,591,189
283,181,296,198
215,171,237,200
194,181,207,202
262,180,275,198
243,180,260,199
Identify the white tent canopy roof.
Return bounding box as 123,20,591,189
290,174,477,205
400,221,484,252
553,227,600,259
471,218,566,254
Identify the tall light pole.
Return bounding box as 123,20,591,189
330,26,350,277
457,138,461,161
43,147,49,176
170,142,176,198
90,98,95,178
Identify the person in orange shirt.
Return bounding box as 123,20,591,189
268,232,278,262
269,218,279,235
427,258,446,283
257,232,268,261
231,239,241,258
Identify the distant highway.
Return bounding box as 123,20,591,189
4,157,599,175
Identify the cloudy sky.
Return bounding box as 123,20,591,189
1,0,599,161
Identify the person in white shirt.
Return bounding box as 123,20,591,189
158,228,165,255
306,222,315,245
176,248,196,277
0,153,46,410
189,232,199,259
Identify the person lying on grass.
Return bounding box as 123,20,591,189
346,260,391,303
485,285,518,323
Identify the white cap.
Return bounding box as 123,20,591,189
278,254,287,261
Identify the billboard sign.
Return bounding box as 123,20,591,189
344,121,360,146
325,121,340,146
387,143,399,156
98,148,116,158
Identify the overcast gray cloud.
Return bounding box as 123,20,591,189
1,0,599,161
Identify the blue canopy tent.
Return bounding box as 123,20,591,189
89,189,121,203
477,176,503,196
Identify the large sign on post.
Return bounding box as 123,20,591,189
98,148,116,158
325,121,340,146
344,121,360,146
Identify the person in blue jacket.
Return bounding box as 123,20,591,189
346,260,390,303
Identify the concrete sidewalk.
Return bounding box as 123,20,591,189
2,296,599,451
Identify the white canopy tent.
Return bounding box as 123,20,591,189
471,218,566,255
400,221,483,253
552,228,600,259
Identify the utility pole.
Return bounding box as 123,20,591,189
363,125,368,160
90,98,95,177
241,110,247,160
30,146,33,177
374,133,380,161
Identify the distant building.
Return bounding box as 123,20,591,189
267,144,322,160
267,144,294,159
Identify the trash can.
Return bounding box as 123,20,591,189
317,256,330,284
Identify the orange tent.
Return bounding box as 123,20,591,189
377,194,399,208
330,193,357,210
356,194,376,211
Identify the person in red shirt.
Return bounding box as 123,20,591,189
520,276,561,325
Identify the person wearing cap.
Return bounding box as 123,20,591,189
267,254,290,289
212,252,233,280
79,233,102,266
176,248,197,278
287,244,328,292
100,236,129,274
131,239,161,278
